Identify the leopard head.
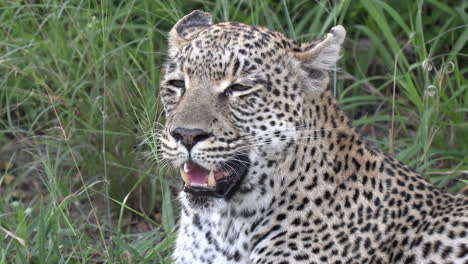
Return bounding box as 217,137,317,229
159,10,345,207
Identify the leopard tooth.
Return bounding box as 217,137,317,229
207,170,216,187
180,168,190,185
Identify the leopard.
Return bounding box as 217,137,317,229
158,10,468,264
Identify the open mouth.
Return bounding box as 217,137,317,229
179,155,249,198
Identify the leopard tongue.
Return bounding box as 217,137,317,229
181,162,218,188
184,162,211,184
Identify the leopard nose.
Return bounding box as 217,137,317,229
171,128,212,150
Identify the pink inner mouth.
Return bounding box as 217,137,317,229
184,161,231,184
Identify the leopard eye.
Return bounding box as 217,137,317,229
224,83,251,96
167,80,185,88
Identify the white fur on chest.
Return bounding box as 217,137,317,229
173,208,254,264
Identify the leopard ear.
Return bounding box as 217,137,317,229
169,10,212,48
293,25,346,71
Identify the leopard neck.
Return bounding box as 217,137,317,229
281,90,384,189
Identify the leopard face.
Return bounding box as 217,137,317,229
159,11,345,208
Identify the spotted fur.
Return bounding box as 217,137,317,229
158,11,468,264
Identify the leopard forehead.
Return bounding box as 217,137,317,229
166,22,296,81
194,22,291,49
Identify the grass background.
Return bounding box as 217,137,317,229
0,0,466,263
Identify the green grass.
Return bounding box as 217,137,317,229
0,0,466,262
